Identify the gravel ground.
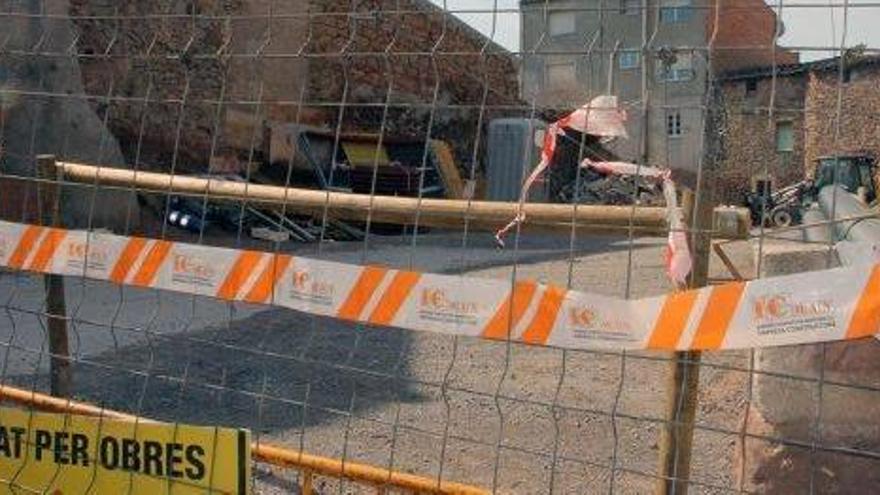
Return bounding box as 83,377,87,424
0,229,776,494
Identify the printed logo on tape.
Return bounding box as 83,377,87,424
65,237,112,274
751,292,836,336
289,267,336,306
172,250,220,288
418,286,483,325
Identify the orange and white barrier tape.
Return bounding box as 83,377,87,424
1,220,878,351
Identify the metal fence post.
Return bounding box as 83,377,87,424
657,188,713,494
37,155,71,398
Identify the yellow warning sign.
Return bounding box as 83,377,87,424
0,407,250,494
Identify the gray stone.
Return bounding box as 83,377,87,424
0,0,139,231
737,239,880,491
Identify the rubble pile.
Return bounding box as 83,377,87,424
556,167,666,206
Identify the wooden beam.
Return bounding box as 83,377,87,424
57,161,670,235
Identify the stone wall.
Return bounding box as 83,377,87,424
711,57,880,204
308,0,517,107
804,61,880,178
69,0,241,173
305,0,520,171
66,0,521,175
710,72,807,204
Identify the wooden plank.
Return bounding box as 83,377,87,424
431,140,466,199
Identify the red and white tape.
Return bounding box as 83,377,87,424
493,96,693,285
495,95,628,246
1,220,878,351
581,159,692,286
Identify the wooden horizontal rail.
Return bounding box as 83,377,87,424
57,161,670,235
0,385,489,495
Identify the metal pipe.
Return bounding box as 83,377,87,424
0,384,489,495
56,161,669,235
0,385,141,422
255,443,488,495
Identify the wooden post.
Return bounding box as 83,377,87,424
656,188,713,494
301,470,314,495
37,155,71,398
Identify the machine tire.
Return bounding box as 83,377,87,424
771,207,794,227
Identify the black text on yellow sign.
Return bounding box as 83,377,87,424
0,407,250,494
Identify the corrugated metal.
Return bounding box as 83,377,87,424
486,118,547,202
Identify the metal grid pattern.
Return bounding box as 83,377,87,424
0,1,879,493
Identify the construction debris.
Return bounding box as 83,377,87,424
556,166,666,206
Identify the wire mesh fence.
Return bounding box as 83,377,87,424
0,0,879,493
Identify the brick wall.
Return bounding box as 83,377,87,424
710,0,799,73
803,63,880,177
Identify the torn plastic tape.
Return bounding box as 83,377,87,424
582,159,691,285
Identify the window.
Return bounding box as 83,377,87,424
660,0,693,23
745,79,758,95
621,0,640,15
667,111,683,137
775,121,794,152
548,11,576,37
619,50,640,70
546,62,577,89
657,53,694,82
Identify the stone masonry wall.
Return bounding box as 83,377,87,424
711,73,807,204
70,0,243,172
305,0,520,171
68,0,520,175
804,63,880,179
307,0,517,107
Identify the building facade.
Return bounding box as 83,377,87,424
803,57,880,176
711,55,880,203
710,65,808,203
520,0,796,172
